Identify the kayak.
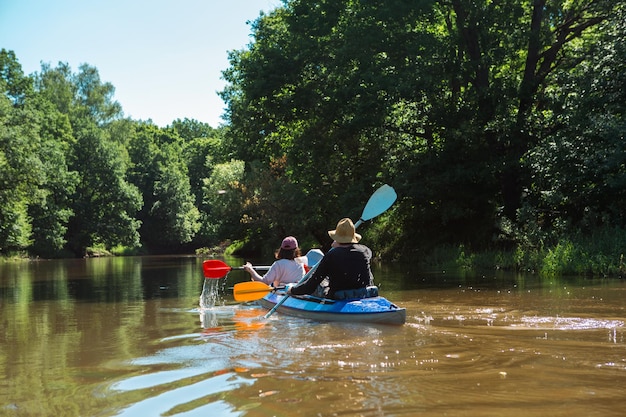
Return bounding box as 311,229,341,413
257,289,406,325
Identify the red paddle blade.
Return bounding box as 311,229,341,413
203,260,232,279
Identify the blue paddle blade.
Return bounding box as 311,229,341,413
359,184,397,223
306,249,324,267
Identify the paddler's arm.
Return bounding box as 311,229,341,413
242,262,263,281
288,259,326,295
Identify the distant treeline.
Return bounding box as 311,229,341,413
1,1,625,276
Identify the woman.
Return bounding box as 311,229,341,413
288,218,374,299
242,236,306,287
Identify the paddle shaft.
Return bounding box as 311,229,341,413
233,266,271,271
263,184,397,319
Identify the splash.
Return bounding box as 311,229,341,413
199,278,225,309
199,278,227,329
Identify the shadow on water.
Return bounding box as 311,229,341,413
1,256,625,416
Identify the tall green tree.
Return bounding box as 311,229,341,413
0,90,34,252
383,0,621,248
201,158,245,244
172,117,221,208
0,50,36,252
65,124,141,256
520,3,626,241
127,123,200,252
27,100,78,257
35,62,141,256
1,50,78,256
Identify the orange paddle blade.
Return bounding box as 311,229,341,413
233,281,273,302
203,259,232,278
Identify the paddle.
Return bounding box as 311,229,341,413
233,281,277,302
263,184,397,319
202,260,270,279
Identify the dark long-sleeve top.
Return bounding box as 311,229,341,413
289,244,374,298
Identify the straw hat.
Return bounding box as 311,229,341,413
328,218,361,244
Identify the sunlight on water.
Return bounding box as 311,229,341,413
108,302,267,417
517,316,624,331
113,371,253,417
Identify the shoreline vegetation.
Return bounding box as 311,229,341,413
4,233,624,279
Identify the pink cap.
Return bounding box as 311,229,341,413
281,236,298,250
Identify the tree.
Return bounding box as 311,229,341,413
521,3,626,239
127,123,200,252
34,62,140,256
387,0,620,248
201,159,245,244
0,51,36,252
170,117,215,141
0,96,34,251
27,99,79,257
147,147,201,249
65,124,141,256
0,50,78,256
172,117,222,209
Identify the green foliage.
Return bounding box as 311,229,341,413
36,62,123,126
0,50,79,256
170,117,215,141
0,101,32,250
126,123,201,251
110,244,146,256
417,227,626,278
220,0,623,263
540,240,577,276
1,1,625,272
150,160,200,244
28,101,79,257
200,159,245,243
224,239,246,256
538,227,626,277
1,54,220,258
521,3,626,240
66,125,142,256
175,119,221,198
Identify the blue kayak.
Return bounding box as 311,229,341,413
258,290,406,325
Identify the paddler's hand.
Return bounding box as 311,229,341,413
242,262,253,274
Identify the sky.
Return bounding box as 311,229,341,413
0,0,279,127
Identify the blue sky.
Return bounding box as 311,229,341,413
0,0,279,127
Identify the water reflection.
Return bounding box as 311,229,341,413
1,257,625,416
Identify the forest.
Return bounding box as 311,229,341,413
1,0,625,276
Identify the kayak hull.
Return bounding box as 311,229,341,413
258,291,406,325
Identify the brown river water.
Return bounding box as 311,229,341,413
0,256,625,417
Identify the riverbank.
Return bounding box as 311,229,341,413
4,233,625,279
415,241,626,278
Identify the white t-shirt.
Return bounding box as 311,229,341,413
260,259,306,285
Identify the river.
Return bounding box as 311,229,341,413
0,256,624,416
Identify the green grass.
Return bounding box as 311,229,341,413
415,226,626,278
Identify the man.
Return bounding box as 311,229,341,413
288,218,374,299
